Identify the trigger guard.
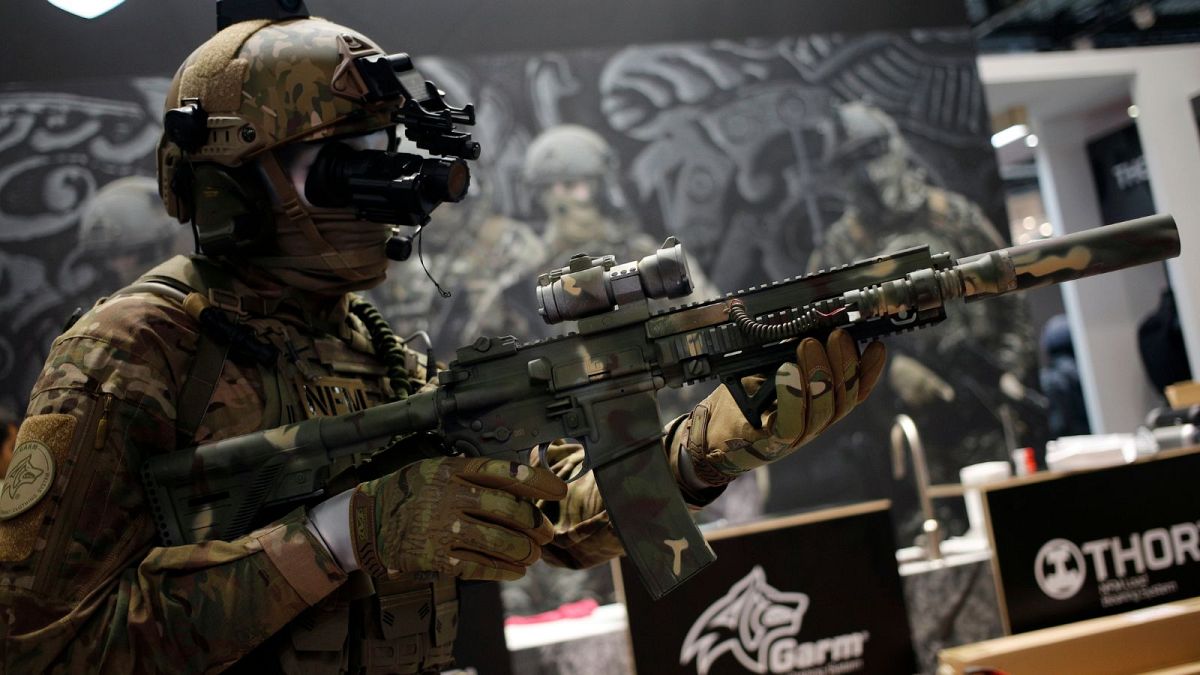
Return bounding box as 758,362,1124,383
536,442,593,483
566,453,593,484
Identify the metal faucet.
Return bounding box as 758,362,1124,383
891,414,943,561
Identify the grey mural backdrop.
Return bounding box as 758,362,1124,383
0,29,1043,546
0,77,187,417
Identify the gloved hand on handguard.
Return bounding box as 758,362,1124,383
679,328,887,487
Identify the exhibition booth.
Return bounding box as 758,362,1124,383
1,0,1199,673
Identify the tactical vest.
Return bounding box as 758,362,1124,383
117,255,458,675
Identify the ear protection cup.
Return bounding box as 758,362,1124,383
157,133,193,223
190,164,274,256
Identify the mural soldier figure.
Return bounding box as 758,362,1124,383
75,176,194,293
806,102,1037,534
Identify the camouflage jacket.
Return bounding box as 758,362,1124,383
0,255,710,674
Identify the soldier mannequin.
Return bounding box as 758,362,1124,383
0,13,884,674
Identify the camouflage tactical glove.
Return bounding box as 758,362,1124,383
682,328,886,487
345,457,567,581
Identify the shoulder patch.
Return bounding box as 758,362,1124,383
0,413,76,562
0,440,55,519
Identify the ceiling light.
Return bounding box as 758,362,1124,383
1128,105,1140,118
991,124,1030,148
1025,134,1039,148
1131,3,1156,30
47,0,124,19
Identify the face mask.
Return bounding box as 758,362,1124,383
248,214,392,294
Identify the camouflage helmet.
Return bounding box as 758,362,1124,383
80,176,181,254
523,124,616,186
157,17,398,222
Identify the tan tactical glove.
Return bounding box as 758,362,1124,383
683,328,886,486
348,457,567,581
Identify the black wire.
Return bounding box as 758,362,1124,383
729,301,823,341
416,225,452,298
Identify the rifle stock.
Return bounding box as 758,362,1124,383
144,213,1181,599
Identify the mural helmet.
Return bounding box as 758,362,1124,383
523,124,630,237
828,102,906,167
80,176,181,257
523,124,615,187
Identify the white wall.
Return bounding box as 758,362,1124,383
980,46,1200,433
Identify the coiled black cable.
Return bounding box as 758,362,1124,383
728,299,825,341
348,295,414,400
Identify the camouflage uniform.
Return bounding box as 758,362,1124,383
0,250,698,673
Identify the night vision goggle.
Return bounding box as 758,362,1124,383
298,48,478,229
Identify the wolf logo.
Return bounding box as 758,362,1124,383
2,453,45,501
680,565,809,675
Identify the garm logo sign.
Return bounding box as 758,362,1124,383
680,566,869,675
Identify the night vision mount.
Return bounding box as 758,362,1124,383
301,47,480,239
351,52,481,162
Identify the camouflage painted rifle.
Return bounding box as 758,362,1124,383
143,213,1180,599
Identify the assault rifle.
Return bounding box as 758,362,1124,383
143,213,1181,599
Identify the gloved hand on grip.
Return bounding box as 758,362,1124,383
309,457,567,581
681,328,886,487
